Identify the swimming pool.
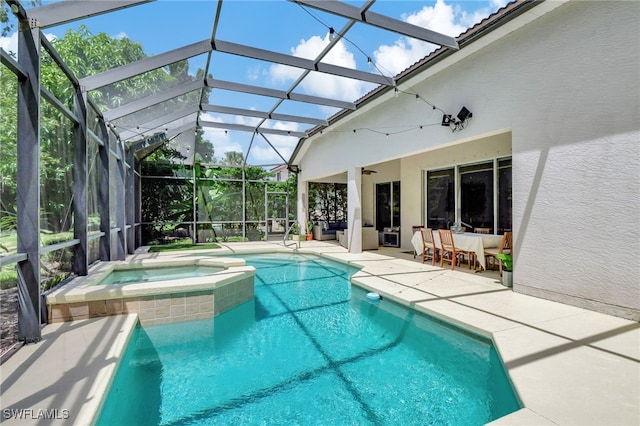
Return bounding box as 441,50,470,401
97,253,520,425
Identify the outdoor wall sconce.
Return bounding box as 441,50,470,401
457,106,472,122
442,106,473,132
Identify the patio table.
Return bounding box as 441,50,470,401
411,230,503,270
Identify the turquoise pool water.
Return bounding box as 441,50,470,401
97,253,520,425
98,265,223,285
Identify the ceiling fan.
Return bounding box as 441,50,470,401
361,168,377,175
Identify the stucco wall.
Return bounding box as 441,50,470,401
297,1,639,319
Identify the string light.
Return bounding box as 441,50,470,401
335,123,440,137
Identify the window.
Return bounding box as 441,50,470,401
426,169,455,230
460,162,494,231
498,159,512,233
424,158,511,233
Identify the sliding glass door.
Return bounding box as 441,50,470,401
375,181,400,232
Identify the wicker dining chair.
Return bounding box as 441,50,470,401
484,231,512,275
438,229,475,270
419,228,438,265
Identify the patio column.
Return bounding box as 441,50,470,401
347,167,362,253
297,178,308,234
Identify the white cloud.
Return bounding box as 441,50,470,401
202,128,243,159
269,33,370,103
0,31,56,58
246,64,262,82
249,132,297,164
248,121,300,164
198,112,297,164
0,31,18,57
374,0,470,76
267,0,496,102
112,32,128,40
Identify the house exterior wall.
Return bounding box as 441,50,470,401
296,0,639,319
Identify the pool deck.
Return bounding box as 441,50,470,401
1,241,638,425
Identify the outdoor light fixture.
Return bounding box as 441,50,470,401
288,165,301,174
329,27,336,41
457,106,472,122
442,106,473,132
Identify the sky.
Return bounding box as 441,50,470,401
1,0,508,165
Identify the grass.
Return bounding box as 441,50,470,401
149,242,221,252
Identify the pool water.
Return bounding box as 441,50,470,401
97,253,520,425
98,265,223,285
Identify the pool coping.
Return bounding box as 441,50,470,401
1,241,638,425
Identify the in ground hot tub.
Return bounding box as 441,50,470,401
46,258,255,326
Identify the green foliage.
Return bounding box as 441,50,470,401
290,222,300,235
0,210,17,231
0,267,17,289
2,25,199,237
308,183,347,223
496,253,513,271
1,0,41,37
0,60,18,223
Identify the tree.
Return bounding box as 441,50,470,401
1,24,207,237
0,62,18,242
221,151,244,167
1,0,41,37
309,182,347,223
